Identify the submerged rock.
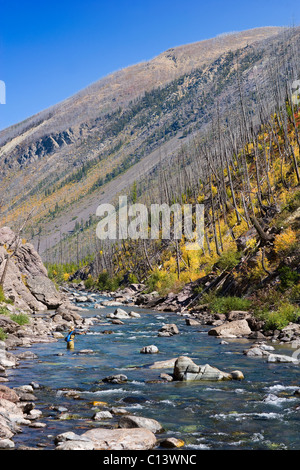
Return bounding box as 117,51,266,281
102,374,128,384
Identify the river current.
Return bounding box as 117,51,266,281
6,291,300,450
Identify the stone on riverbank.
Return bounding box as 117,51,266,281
80,427,157,450
0,227,63,312
0,438,15,448
26,275,61,309
0,385,19,403
160,437,185,448
185,318,201,326
208,319,251,338
55,431,95,450
118,415,163,433
56,440,95,450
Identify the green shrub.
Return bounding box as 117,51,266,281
0,306,10,316
263,302,300,331
145,269,177,296
217,249,242,271
10,313,30,326
278,266,299,290
0,328,7,341
97,271,122,292
199,289,218,305
0,286,13,304
209,296,252,314
128,273,138,284
84,276,96,290
250,286,284,319
289,284,300,304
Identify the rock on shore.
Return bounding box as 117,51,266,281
79,427,157,450
0,384,43,448
208,319,252,338
0,227,64,312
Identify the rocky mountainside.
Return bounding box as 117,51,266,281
0,27,285,261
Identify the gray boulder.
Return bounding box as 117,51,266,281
208,319,251,338
81,427,157,450
140,345,159,354
0,227,62,311
118,415,163,433
107,308,130,320
158,324,179,337
267,353,299,363
93,411,113,420
26,275,61,309
103,374,128,384
173,356,243,381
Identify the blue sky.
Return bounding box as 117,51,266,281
0,0,299,131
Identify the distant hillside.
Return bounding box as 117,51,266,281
0,26,288,261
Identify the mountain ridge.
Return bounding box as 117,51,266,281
0,26,289,261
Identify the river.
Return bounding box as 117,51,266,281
6,291,300,450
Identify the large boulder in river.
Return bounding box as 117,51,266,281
208,319,251,338
80,427,157,450
106,308,130,320
0,227,62,311
140,345,159,354
173,356,242,381
158,323,179,337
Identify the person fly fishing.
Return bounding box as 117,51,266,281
64,328,77,349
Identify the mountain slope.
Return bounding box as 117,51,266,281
0,26,287,260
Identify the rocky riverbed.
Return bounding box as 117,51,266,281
1,285,300,450
0,227,300,450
